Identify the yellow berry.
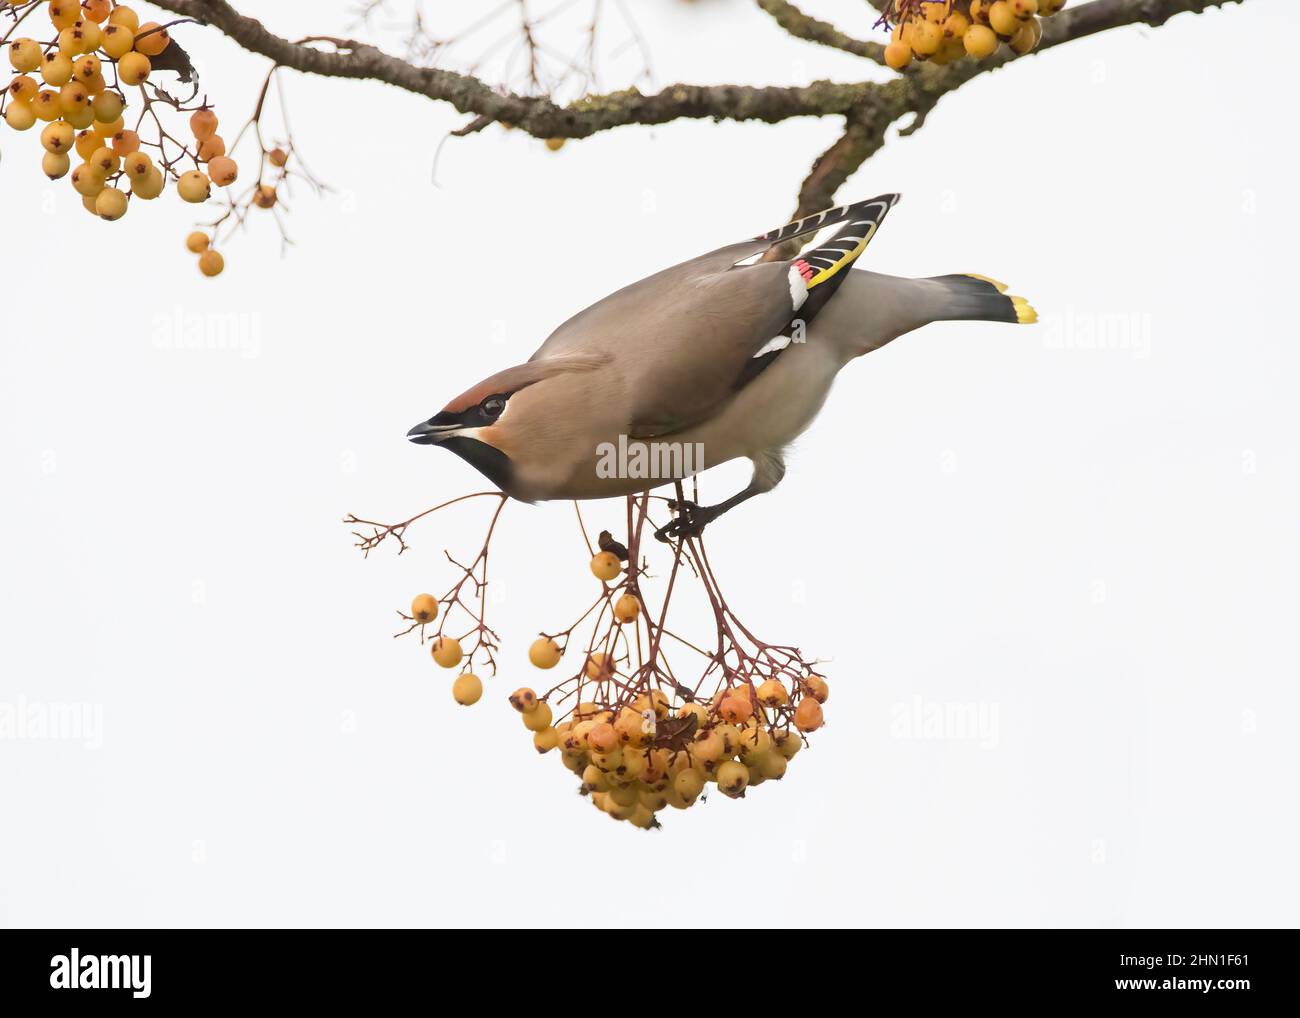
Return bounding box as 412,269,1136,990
122,150,151,179
58,81,89,116
73,20,103,52
42,149,71,179
9,39,41,73
532,727,558,753
3,100,35,130
508,687,538,713
116,51,150,85
8,73,37,103
49,2,80,31
756,679,789,707
545,137,565,151
584,652,610,680
716,760,748,797
70,161,104,196
431,636,463,668
94,186,128,221
40,120,73,153
528,636,561,669
963,24,999,57
773,729,803,760
176,169,210,203
101,24,134,60
72,53,100,82
451,672,482,706
944,12,971,37
91,90,122,123
131,166,163,199
911,21,943,56
522,701,552,732
73,127,99,159
108,5,141,32
410,593,439,623
1040,0,1066,14
884,40,912,70
40,53,73,86
1010,0,1039,17
88,144,118,174
613,593,639,623
673,768,704,802
988,1,1020,35
757,752,787,780
589,551,621,582
197,249,224,277
92,115,121,137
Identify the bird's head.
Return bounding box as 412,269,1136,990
407,356,602,495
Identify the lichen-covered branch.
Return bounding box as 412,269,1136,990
151,0,1248,194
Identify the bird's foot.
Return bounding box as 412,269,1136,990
654,500,718,543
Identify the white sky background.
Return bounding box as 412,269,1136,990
1,0,1297,928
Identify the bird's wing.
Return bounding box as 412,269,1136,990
531,194,900,436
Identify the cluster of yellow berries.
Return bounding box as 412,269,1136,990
508,674,827,829
881,0,1067,70
2,2,241,275
410,545,828,828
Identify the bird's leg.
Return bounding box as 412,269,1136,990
654,485,761,543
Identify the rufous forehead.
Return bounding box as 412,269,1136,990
442,378,502,415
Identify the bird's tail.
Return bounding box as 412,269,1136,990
926,273,1037,325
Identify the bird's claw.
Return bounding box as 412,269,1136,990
654,500,713,543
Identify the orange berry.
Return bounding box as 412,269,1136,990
196,133,225,161
252,184,276,208
756,679,789,707
111,128,139,155
431,636,463,668
133,22,170,56
794,697,824,733
197,249,224,277
718,694,753,725
528,637,561,669
189,108,217,139
911,20,943,56
185,231,209,254
207,154,237,186
268,146,288,167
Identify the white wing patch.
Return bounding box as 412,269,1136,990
787,265,808,311
752,334,792,359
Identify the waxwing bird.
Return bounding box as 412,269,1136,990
408,194,1036,541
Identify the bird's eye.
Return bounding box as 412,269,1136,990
481,395,506,418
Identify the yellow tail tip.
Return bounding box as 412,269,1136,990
1011,295,1038,325
965,273,1008,293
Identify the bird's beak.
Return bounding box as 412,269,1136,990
407,418,461,445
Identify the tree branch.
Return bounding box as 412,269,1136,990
151,0,1248,156
754,0,887,65
149,0,881,137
